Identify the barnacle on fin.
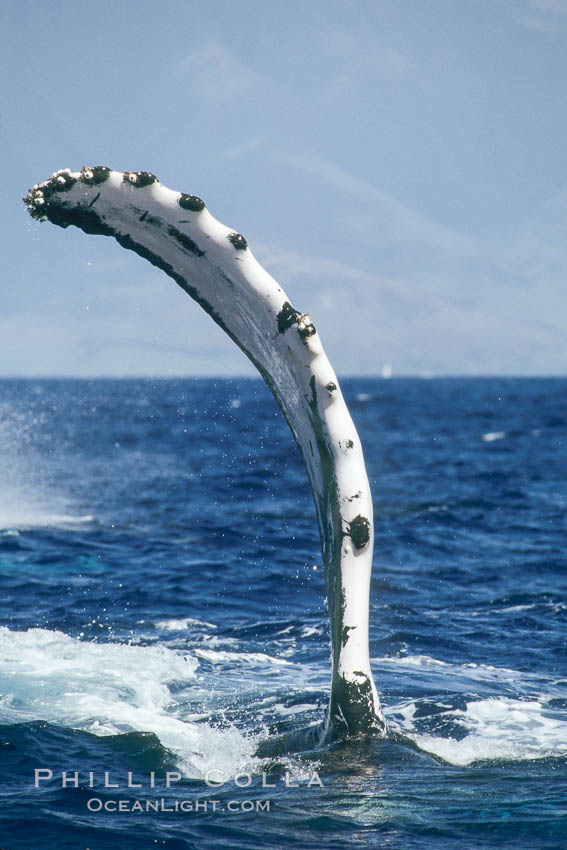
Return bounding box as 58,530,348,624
178,193,206,212
124,171,157,188
347,515,370,550
80,166,111,186
49,171,77,193
297,314,316,341
228,232,248,251
23,171,77,216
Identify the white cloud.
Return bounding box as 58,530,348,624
279,153,477,257
516,0,567,31
529,0,567,13
179,41,258,105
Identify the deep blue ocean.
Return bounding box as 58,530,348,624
0,377,566,849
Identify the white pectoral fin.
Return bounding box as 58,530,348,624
24,167,386,740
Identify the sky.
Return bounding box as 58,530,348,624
2,0,567,376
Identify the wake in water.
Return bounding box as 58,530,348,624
2,621,565,777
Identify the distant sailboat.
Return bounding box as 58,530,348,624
381,362,392,380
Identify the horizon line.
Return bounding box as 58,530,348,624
0,373,566,381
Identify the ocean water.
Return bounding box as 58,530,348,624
0,376,565,849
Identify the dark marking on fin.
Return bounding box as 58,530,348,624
309,374,318,408
228,232,247,250
277,301,301,333
88,192,101,208
347,515,370,550
25,202,113,235
139,210,148,222
167,225,206,258
341,625,357,648
328,673,383,736
178,193,205,212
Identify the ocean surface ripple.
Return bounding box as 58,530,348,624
0,377,566,849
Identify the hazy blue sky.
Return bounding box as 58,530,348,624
2,0,567,376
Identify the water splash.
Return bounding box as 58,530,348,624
0,626,260,778
0,399,92,530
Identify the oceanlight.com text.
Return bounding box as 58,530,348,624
86,797,270,814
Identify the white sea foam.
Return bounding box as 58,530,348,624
380,654,567,765
194,648,293,667
373,654,528,685
375,654,448,669
0,506,94,530
0,627,259,778
481,431,506,442
389,697,567,766
154,617,218,631
5,627,564,772
267,702,318,718
372,654,558,692
300,625,324,638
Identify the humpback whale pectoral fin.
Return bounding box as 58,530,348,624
260,670,386,756
328,671,386,738
23,166,387,749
